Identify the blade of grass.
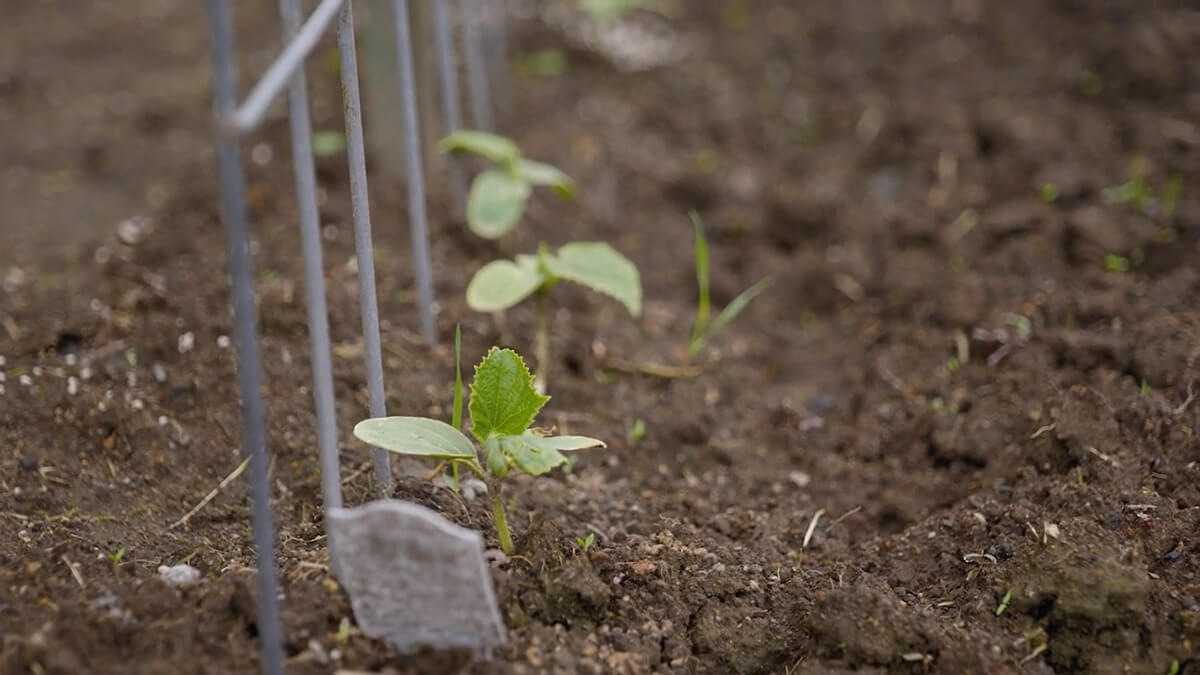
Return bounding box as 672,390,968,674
688,210,710,356
450,324,464,491
708,276,775,338
452,323,463,430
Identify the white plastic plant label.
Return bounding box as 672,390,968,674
328,499,506,657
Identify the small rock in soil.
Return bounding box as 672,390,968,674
157,564,201,585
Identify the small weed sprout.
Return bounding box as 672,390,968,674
1103,156,1184,221
629,418,646,441
105,548,126,566
437,130,576,239
466,241,641,393
1104,253,1131,273
574,532,596,552
687,211,773,358
354,347,605,555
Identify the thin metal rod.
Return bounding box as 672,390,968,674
483,0,510,115
337,0,393,497
227,0,345,135
392,0,437,344
432,0,466,213
203,2,285,675
461,0,494,132
278,0,342,548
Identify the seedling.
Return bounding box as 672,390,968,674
354,347,605,555
1103,156,1183,221
995,588,1012,617
466,241,641,393
437,130,576,239
629,418,646,441
687,211,773,358
1104,253,1130,273
105,548,126,566
1038,182,1060,203
574,532,596,552
1103,156,1150,212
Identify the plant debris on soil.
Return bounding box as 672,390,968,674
2,1,1199,674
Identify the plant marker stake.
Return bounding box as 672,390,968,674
392,0,437,344
338,0,393,497
202,2,285,674
461,0,494,131
226,0,345,135
278,0,343,563
432,0,467,213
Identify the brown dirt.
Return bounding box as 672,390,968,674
2,1,1199,674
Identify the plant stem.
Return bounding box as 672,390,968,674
534,286,550,394
490,488,513,555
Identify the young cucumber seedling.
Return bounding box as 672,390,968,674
353,345,604,555
687,210,773,358
437,130,576,239
466,241,641,393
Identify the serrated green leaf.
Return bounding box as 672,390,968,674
466,258,545,312
545,242,642,316
469,348,550,442
466,170,532,239
514,159,576,199
437,130,520,164
353,417,477,459
499,432,606,476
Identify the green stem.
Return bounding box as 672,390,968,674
534,287,550,394
450,462,460,492
490,488,513,555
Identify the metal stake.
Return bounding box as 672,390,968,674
203,1,285,673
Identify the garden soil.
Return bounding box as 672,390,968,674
2,1,1199,673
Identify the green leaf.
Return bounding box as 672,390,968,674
483,436,508,478
514,159,576,199
312,131,346,157
466,258,544,312
498,432,605,476
352,416,477,460
466,170,532,239
709,276,774,337
469,347,550,442
545,242,642,316
437,130,521,165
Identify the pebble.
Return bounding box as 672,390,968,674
158,564,202,585
152,362,168,383
461,478,488,501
